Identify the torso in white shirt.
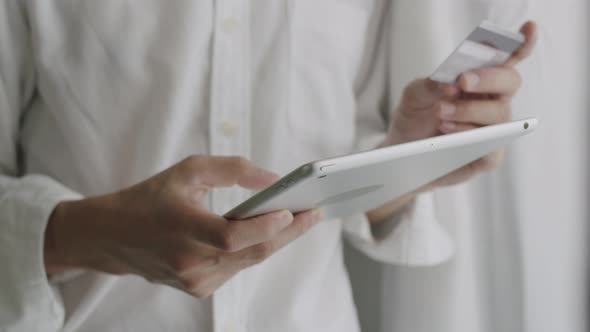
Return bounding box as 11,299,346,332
22,1,382,331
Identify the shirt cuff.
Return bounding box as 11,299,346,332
342,192,453,265
0,174,82,330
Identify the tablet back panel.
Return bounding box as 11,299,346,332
225,118,537,220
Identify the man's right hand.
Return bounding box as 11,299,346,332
44,155,322,298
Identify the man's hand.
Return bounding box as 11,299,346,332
367,21,537,223
44,156,322,297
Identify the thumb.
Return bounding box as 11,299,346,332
181,155,279,190
504,21,538,67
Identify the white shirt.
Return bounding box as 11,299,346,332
354,1,590,331
0,1,452,331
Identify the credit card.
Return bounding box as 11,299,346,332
430,21,525,83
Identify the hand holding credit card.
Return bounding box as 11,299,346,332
430,21,525,83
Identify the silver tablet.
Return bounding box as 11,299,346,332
224,118,537,220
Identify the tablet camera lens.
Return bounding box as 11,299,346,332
524,122,529,129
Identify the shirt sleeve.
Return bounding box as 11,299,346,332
342,0,453,266
342,194,454,265
0,2,82,331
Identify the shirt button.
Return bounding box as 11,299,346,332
222,18,238,33
223,322,237,332
219,121,237,137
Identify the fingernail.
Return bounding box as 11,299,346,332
278,210,294,225
312,209,323,221
463,72,480,90
282,209,294,219
441,121,456,131
439,103,456,119
256,168,280,179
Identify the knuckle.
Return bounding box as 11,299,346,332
168,253,194,274
215,228,239,252
252,242,275,262
180,276,200,290
183,277,211,298
190,288,212,299
204,255,223,268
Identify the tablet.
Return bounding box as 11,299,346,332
224,118,537,220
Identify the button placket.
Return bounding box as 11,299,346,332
219,121,237,137
209,1,251,331
222,17,239,33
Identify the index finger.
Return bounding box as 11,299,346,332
231,209,323,266
185,209,294,251
504,21,538,67
218,210,295,251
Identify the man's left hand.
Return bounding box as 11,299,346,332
367,21,537,223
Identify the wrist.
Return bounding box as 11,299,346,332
44,194,121,274
44,200,77,273
366,192,416,225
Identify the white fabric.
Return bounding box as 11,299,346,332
347,1,589,332
345,194,453,265
0,1,452,332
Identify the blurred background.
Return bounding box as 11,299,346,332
345,0,589,331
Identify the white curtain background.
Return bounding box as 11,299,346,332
344,0,589,331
